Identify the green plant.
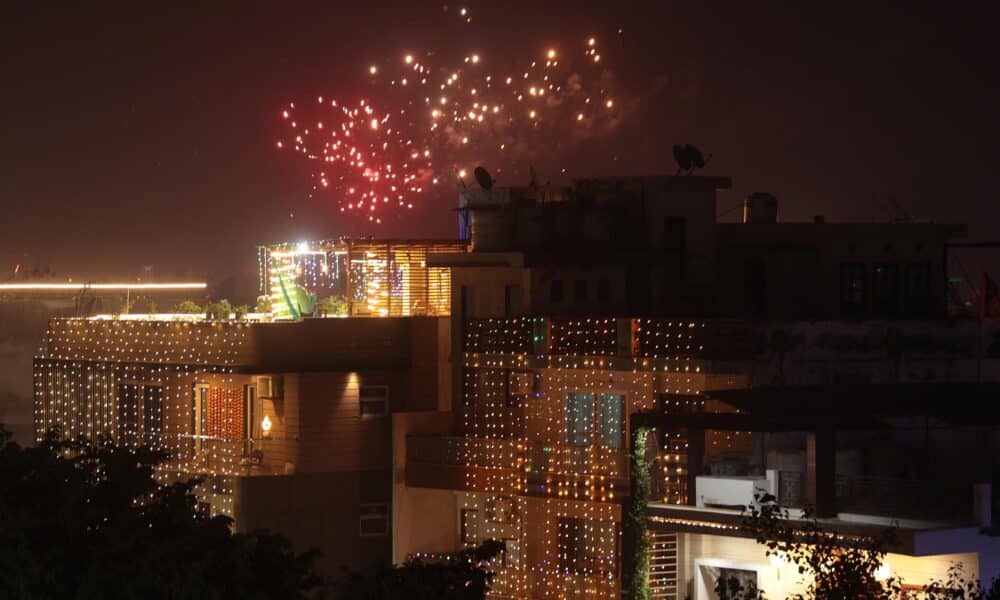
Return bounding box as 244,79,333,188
174,299,204,314
320,295,348,316
924,563,1000,600
739,492,899,599
234,305,250,321
205,299,233,320
623,426,652,600
255,295,271,313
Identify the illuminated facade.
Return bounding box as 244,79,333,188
257,238,465,319
395,176,1000,599
34,315,453,576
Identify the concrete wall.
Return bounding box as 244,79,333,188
233,470,392,578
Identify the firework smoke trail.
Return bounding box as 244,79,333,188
276,5,626,222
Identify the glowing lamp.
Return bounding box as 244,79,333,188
261,415,273,438
875,561,891,581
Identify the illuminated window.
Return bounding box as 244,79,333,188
359,504,389,537
460,508,479,545
557,517,617,576
502,538,520,568
598,393,625,448
359,385,389,417
565,392,594,446
566,392,623,447
117,383,162,445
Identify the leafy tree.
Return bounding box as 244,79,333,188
333,540,504,600
624,426,653,600
735,492,1000,599
234,305,250,321
206,299,234,320
739,491,899,599
924,564,1000,600
173,299,204,314
0,426,323,599
255,295,272,314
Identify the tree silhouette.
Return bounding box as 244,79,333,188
0,426,323,599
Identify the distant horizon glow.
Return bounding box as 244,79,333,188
0,283,208,291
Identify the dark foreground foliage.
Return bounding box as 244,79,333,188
0,426,323,599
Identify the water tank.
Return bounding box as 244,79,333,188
459,187,515,251
743,192,778,224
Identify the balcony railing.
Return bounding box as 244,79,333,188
407,435,628,480
778,470,973,522
115,433,281,477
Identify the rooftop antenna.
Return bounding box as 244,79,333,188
887,194,913,223
454,166,468,190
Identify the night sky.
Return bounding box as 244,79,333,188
2,1,997,284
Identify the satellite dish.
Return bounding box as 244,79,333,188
673,144,712,175
474,166,494,190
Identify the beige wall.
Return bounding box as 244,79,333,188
681,532,981,600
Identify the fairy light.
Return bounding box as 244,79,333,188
452,316,749,597
34,318,253,517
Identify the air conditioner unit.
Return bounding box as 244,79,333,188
256,375,283,400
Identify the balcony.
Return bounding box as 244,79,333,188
137,433,288,478
406,435,628,496
778,470,975,522
463,317,752,362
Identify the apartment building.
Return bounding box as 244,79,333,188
33,239,462,577
396,176,1000,599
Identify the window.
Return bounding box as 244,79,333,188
359,385,389,417
597,278,610,302
504,283,522,316
119,384,163,445
872,262,899,317
460,508,479,545
708,567,759,600
598,393,625,448
359,504,389,537
502,538,521,568
486,496,518,524
744,257,766,317
557,518,617,576
574,279,587,301
840,262,866,316
565,392,594,446
550,279,564,302
461,285,475,319
904,261,932,316
565,392,624,448
193,385,208,451
117,383,141,444
244,385,260,440
663,216,687,274
142,385,163,441
506,370,534,407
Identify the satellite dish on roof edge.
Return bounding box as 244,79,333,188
474,166,494,190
